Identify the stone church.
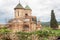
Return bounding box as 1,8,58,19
7,2,41,32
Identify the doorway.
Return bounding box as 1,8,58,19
23,25,29,31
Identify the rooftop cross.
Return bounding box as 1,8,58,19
19,0,20,3
14,0,24,9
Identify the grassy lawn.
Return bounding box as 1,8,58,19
42,26,60,36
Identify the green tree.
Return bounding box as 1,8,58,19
50,10,58,29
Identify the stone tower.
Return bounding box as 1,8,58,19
14,3,32,18
24,5,32,16
14,3,24,18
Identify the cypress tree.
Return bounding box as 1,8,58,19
50,10,58,29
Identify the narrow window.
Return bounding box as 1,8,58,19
25,14,28,16
18,11,19,16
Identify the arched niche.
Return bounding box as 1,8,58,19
25,13,28,16
23,25,29,31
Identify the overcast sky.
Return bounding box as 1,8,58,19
0,0,60,24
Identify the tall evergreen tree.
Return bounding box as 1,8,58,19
50,10,58,29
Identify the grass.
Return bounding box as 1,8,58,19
42,26,60,36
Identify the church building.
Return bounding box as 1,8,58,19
7,2,41,32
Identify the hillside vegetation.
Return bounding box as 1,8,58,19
41,22,60,27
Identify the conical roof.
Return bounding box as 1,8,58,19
14,3,24,9
25,5,31,10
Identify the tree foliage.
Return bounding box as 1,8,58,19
50,10,58,29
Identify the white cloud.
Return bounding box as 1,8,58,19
0,0,60,23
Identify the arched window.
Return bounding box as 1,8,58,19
23,25,29,31
25,14,28,16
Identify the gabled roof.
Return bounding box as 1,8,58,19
14,3,24,9
25,5,31,10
